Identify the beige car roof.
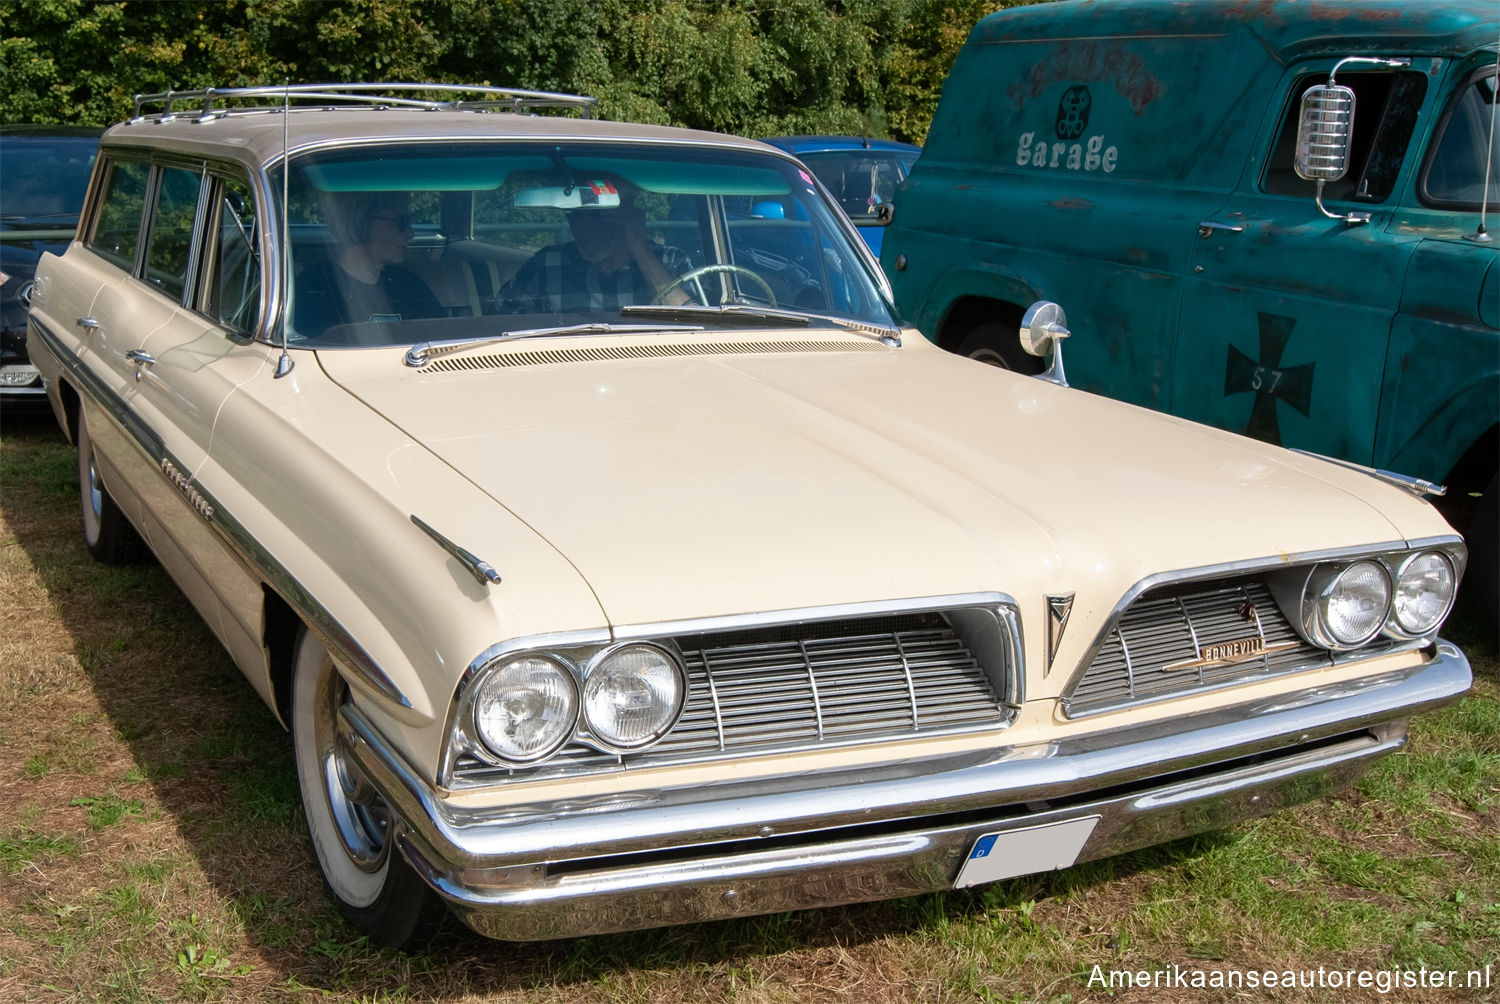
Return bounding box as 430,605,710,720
101,107,773,167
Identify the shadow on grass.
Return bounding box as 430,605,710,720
4,409,1474,999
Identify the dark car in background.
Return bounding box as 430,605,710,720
763,136,920,255
1,125,101,411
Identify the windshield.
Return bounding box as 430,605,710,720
797,150,914,225
0,134,99,227
279,141,897,347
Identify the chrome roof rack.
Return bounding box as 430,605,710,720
129,83,598,123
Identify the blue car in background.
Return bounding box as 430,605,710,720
762,136,920,256
1,125,101,411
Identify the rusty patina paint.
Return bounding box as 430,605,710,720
886,0,1498,496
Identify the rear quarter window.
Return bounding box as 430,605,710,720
86,158,150,270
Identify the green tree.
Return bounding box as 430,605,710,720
0,0,1040,140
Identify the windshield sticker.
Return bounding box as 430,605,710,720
1224,312,1315,446
1016,131,1117,172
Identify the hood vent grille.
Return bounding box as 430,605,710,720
422,338,885,373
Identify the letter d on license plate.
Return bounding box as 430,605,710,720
953,815,1101,888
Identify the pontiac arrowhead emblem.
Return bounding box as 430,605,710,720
1045,593,1075,676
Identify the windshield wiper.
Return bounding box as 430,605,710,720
403,321,705,367
620,304,901,346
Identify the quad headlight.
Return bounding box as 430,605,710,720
471,655,578,763
582,644,686,750
1390,550,1456,637
461,642,686,768
1280,546,1462,651
1313,559,1391,648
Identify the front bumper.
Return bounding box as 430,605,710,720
344,642,1470,941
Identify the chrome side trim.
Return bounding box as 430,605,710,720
30,316,165,461
348,643,1469,939
29,316,413,710
411,514,502,587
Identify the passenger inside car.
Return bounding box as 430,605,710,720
293,190,442,339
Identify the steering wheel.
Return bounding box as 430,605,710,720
653,263,777,307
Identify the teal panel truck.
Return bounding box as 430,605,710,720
883,0,1499,619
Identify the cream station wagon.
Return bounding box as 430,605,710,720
26,85,1472,948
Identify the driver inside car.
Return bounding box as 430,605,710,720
495,180,694,313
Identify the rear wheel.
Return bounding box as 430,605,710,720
291,627,444,948
76,411,147,564
956,319,1043,374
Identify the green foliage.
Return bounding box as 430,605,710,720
0,0,1039,141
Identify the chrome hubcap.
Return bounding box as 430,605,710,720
87,451,103,519
315,669,390,873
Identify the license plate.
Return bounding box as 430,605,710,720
953,815,1101,888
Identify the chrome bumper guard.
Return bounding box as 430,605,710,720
343,642,1470,941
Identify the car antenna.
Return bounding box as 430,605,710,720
1464,35,1498,244
275,78,296,376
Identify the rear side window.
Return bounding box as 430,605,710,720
1422,68,1500,209
86,159,150,270
1263,70,1428,203
145,166,204,301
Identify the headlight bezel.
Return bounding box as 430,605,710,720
1272,542,1466,652
578,642,688,752
467,653,580,765
1303,559,1392,650
1388,549,1458,638
453,639,688,771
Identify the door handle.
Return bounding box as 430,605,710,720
76,316,100,331
126,349,156,381
1197,221,1245,238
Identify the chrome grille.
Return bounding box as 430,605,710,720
452,612,1010,786
1064,578,1394,717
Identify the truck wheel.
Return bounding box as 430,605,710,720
76,411,147,565
957,320,1043,374
1464,473,1498,641
291,627,444,948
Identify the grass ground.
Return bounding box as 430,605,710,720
2,412,1496,1003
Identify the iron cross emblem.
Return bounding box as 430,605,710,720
1223,312,1315,446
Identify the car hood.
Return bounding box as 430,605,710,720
318,334,1419,630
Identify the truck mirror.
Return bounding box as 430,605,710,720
1294,83,1356,183
1289,54,1415,226
1019,300,1070,386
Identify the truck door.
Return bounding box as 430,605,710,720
1174,62,1434,464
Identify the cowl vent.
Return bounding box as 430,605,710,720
419,338,887,373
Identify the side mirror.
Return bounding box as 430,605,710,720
1019,300,1070,387
1293,83,1356,184
1291,57,1409,224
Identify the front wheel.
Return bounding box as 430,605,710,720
291,628,443,948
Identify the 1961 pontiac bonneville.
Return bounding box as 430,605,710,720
26,85,1471,948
